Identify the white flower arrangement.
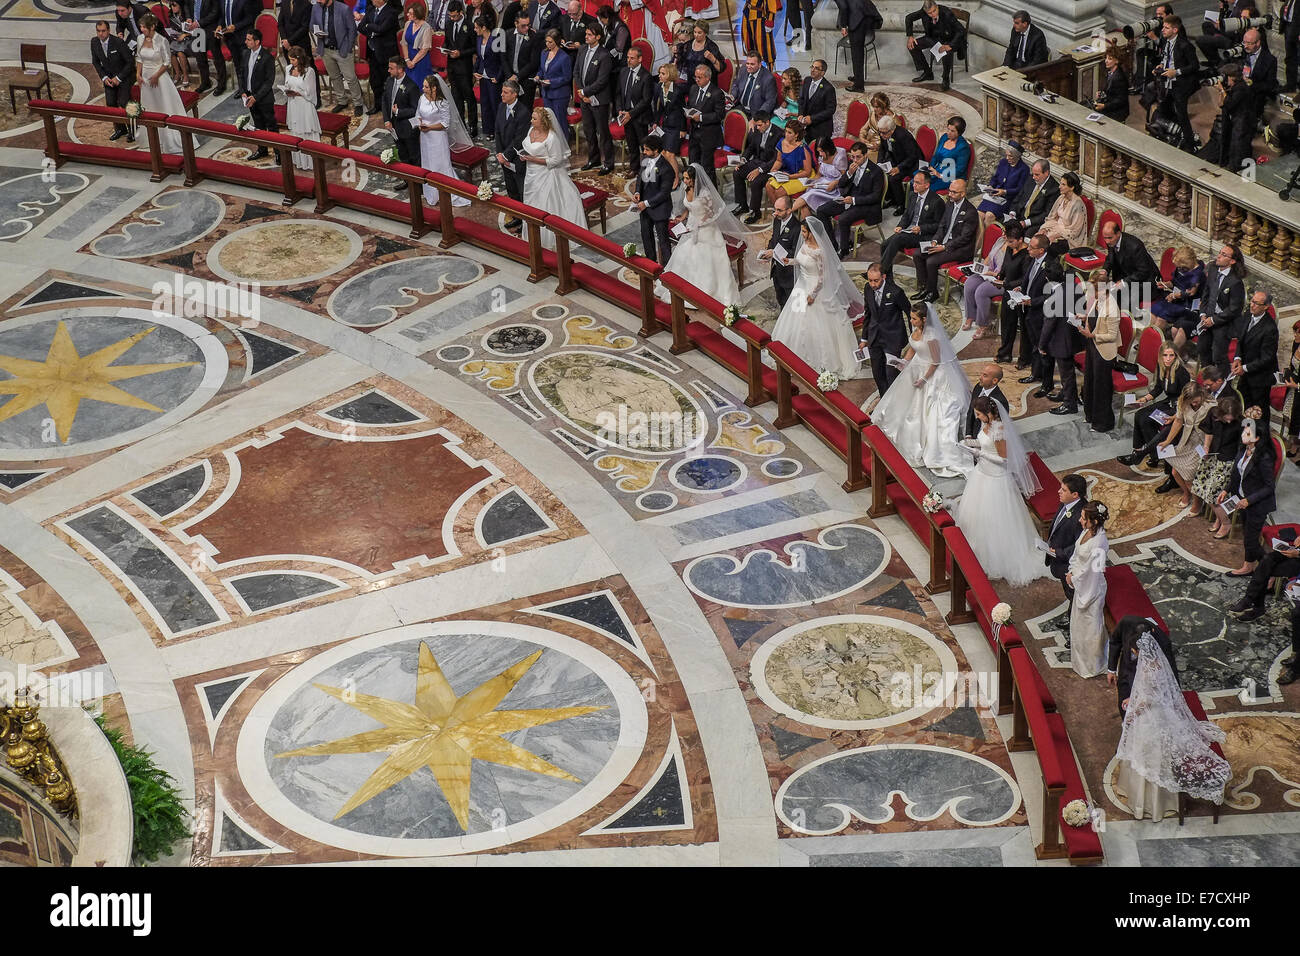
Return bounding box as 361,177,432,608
380,145,399,165
922,491,944,514
476,181,493,201
124,99,142,136
816,370,839,392
991,603,1012,625
723,304,746,327
622,242,637,258
1062,799,1091,828
233,113,251,131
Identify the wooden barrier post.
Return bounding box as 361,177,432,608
1008,675,1033,752
525,223,547,282
275,146,299,205
867,450,894,518
668,292,691,354
40,113,61,168
744,342,765,407
998,641,1014,716
773,365,796,428
1035,787,1067,860
554,233,577,294
144,125,164,183
946,557,974,625
843,427,866,492
179,128,200,187
311,157,333,214
638,275,658,338
926,526,949,594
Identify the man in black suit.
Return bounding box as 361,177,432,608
879,170,943,275
495,80,531,210
1153,16,1199,151
1230,526,1299,623
1007,159,1057,235
576,26,615,173
505,14,541,107
1239,28,1278,125
634,134,674,264
878,117,923,211
1045,474,1086,600
860,262,908,392
114,1,149,44
759,194,801,310
837,0,882,92
1218,417,1277,574
963,363,1009,438
615,45,652,175
1039,280,1081,411
441,1,478,137
1283,0,1300,93
1232,290,1280,429
241,29,277,157
1002,10,1047,71
816,141,883,255
182,0,227,93
685,63,724,184
358,0,400,113
905,0,965,91
218,0,258,96
910,178,975,301
558,0,594,53
1099,221,1157,315
731,111,778,222
529,0,562,36
279,0,313,70
92,21,136,141
1094,50,1130,121
1107,615,1177,715
1195,243,1246,371
796,60,836,142
1007,234,1060,384
383,57,421,177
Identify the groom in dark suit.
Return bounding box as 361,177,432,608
383,57,421,178
1107,615,1177,715
962,363,1008,438
633,135,674,264
1046,474,1086,601
242,30,277,158
860,261,908,393
91,21,135,141
760,194,801,310
495,80,531,217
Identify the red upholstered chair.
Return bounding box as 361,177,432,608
716,57,734,94
845,98,870,138
1080,193,1095,237
914,123,936,161
429,33,448,71
1063,208,1122,273
1158,246,1175,282
717,109,747,169
631,38,653,67
254,11,278,53
150,2,169,27
355,34,370,87
896,113,907,129
1262,522,1300,597
942,220,1000,304
1113,324,1163,425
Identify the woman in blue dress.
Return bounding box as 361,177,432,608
764,119,814,207
537,30,573,140
400,2,435,97
927,114,970,193
977,140,1029,230
1149,245,1205,354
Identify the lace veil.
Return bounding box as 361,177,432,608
686,163,746,239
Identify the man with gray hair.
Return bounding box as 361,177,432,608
1002,10,1046,71
904,0,964,90
494,80,531,217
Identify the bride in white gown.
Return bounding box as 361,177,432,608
658,163,745,304
768,217,861,379
135,16,184,155
870,301,970,477
953,395,1050,587
414,75,472,208
521,107,586,251
1068,500,1111,678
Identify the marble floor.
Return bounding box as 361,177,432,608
0,24,1298,870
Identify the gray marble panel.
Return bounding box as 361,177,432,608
1135,833,1300,867
0,168,91,241
231,573,342,612
480,489,550,545
46,186,138,242
329,257,485,327
64,506,222,634
401,284,525,342
685,522,888,607
89,189,226,258
1023,416,1133,459
325,391,420,425
265,633,621,839
219,814,270,852
130,463,208,518
810,846,1004,866
672,489,829,545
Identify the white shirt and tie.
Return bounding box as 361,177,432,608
908,190,928,227
245,46,259,97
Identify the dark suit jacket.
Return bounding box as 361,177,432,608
574,44,612,104
862,278,908,352
197,0,222,30
768,213,801,283
963,383,1008,438
1039,295,1078,358
730,67,778,117
882,126,923,179
1198,267,1245,335
1097,66,1130,120
635,156,674,221
837,0,883,34
115,2,150,39
92,34,135,85
495,97,531,165
476,33,503,82
1108,615,1177,713
1003,24,1047,70
1158,35,1200,98
218,0,257,33
905,4,966,54
835,160,884,222
1235,314,1280,392
243,45,275,105
278,0,314,55
931,198,977,258
504,29,541,81
1045,499,1083,578
899,189,945,241
358,1,399,61
1104,233,1159,287
444,17,475,75
1007,253,1061,327
685,82,725,129
1244,47,1279,102
616,64,652,129
1010,175,1059,232
1227,442,1278,515
558,13,595,49
797,76,836,140
740,125,779,167
384,73,421,141
650,80,685,133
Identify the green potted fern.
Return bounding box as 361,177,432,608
96,717,191,865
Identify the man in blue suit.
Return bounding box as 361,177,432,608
474,13,503,137
312,0,364,116
729,53,777,119
218,0,257,96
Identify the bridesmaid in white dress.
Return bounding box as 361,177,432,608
658,163,745,304
1068,500,1111,678
135,15,184,154
283,47,320,172
521,107,585,251
415,75,473,207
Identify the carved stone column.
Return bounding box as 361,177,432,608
1024,112,1041,158
1225,204,1245,246
1110,151,1128,194
1212,199,1228,240
1173,181,1191,225
1156,173,1176,217
1287,237,1300,277
1140,165,1160,209
1257,218,1276,261
1125,158,1143,201
1240,212,1260,259
1050,123,1066,166
1064,130,1079,172
1272,226,1292,271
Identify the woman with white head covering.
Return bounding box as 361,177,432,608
953,395,1050,586
520,106,586,250
869,301,971,477
768,216,861,380
658,162,746,304
415,74,473,207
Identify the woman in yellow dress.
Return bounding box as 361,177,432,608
742,0,780,69
764,119,815,206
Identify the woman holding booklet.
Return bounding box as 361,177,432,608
1154,384,1209,512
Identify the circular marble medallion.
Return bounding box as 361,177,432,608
750,615,960,730
669,456,744,493
636,491,677,512
238,621,647,856
533,304,569,321
208,220,362,287
484,324,550,356
0,308,227,460
436,344,473,363
762,457,803,478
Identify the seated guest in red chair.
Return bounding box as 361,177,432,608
1230,527,1300,623
1216,413,1278,576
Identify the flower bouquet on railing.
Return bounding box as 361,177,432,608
816,370,839,392
991,602,1012,646
622,242,637,259
124,99,142,138
922,490,944,514
379,145,399,165
1062,799,1091,828
723,303,749,327
233,112,251,132
476,181,493,201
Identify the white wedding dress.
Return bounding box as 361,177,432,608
522,126,585,251
769,240,860,379
872,323,970,478
1069,528,1110,678
136,35,184,154
953,421,1051,587
416,95,471,207
659,198,739,304
284,68,320,171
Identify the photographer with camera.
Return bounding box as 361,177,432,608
1239,28,1278,126
1130,4,1174,98
1094,49,1130,121
1201,63,1256,174
1198,0,1253,63
1151,15,1198,151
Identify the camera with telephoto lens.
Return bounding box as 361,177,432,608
1121,18,1162,40
1021,80,1057,103
1220,14,1273,34
1146,114,1188,148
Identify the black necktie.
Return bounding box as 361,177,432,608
743,73,755,107
327,7,336,47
